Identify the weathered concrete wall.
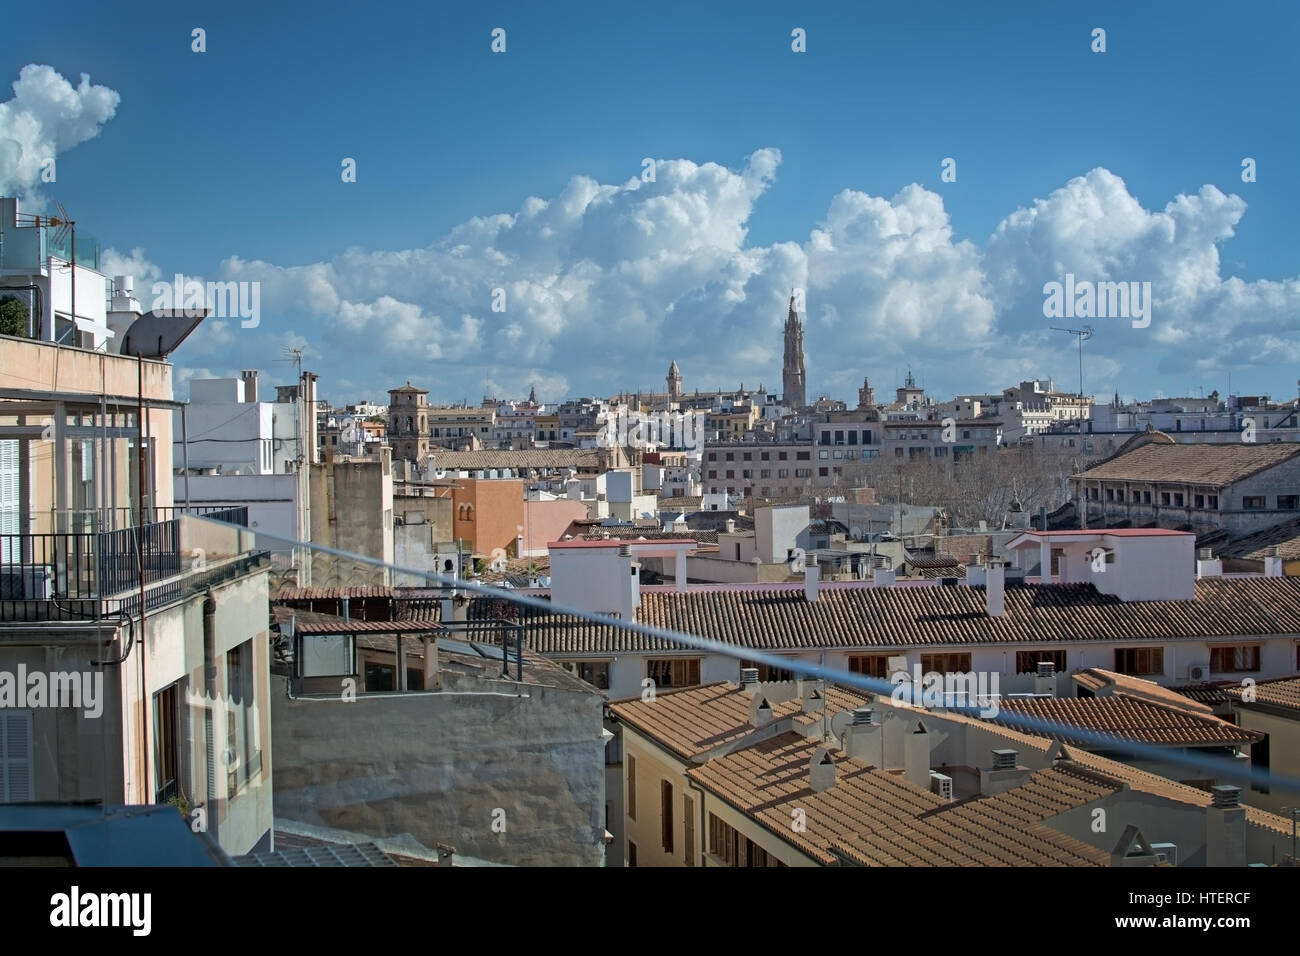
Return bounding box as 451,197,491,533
394,493,453,544
271,672,606,866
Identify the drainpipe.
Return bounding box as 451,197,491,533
687,778,709,867
202,591,219,840
180,403,191,509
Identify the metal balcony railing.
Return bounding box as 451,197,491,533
0,506,249,622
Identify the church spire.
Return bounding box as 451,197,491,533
782,289,806,408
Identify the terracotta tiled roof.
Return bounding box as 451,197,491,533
609,682,867,761
1173,683,1236,706
1074,442,1300,486
1217,516,1300,562
1055,745,1297,837
296,618,442,635
276,586,393,600
481,578,1300,656
686,733,1110,866
1071,668,1216,716
431,449,607,470
1223,675,1300,714
993,696,1262,748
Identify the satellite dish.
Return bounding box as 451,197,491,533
120,309,208,358
849,525,863,541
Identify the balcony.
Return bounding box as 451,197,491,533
0,506,250,622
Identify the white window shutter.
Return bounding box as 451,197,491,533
1,710,34,802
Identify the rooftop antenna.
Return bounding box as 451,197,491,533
49,200,77,341
1050,325,1093,400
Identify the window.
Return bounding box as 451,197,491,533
1242,496,1266,510
684,795,695,866
708,469,717,479
796,451,811,461
742,469,751,479
725,453,734,461
848,654,891,679
1160,492,1171,506
1173,493,1184,507
1208,495,1218,509
0,711,34,802
563,660,611,690
1210,645,1260,673
818,467,828,477
760,469,770,479
365,661,395,691
778,468,788,479
779,451,788,460
1279,495,1299,510
627,754,636,821
647,658,701,688
920,652,971,673
794,468,811,478
743,452,752,461
848,431,858,445
628,842,637,867
661,781,674,853
1194,494,1204,508
153,682,182,803
1114,647,1164,676
761,452,770,461
708,813,786,867
1132,490,1141,502
819,450,829,460
725,470,734,479
1015,650,1067,674
226,640,262,798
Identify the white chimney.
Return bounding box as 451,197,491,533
903,720,931,790
740,667,760,693
798,679,825,714
1196,547,1222,579
804,564,821,602
750,694,774,729
809,746,837,793
1206,786,1246,867
986,562,1006,617
725,518,735,533
1034,660,1057,697
240,369,259,403
1264,553,1283,577
965,563,987,587
873,567,896,587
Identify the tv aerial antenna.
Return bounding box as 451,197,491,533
45,200,78,340
1050,325,1093,400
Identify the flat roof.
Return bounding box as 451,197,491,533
1016,529,1194,538
549,538,699,549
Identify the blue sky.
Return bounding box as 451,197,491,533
3,0,1297,406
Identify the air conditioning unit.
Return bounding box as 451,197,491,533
930,772,953,800
1150,842,1178,867
0,565,54,600
1188,663,1209,681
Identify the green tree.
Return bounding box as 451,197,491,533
0,295,30,337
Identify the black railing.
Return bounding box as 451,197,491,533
0,507,251,622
